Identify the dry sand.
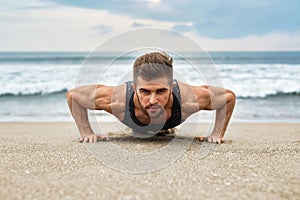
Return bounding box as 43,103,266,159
0,122,299,200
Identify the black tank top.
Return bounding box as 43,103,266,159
121,80,183,133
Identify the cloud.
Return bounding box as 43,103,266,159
0,2,176,51
91,25,113,34
131,22,145,28
172,23,194,33
185,31,300,51
1,0,58,10
21,1,58,10
1,0,299,51
44,0,300,38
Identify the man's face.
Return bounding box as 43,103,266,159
133,76,173,118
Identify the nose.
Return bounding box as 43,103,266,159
149,93,158,104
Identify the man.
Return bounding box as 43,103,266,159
66,52,236,143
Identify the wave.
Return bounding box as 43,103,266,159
0,89,68,97
238,91,300,99
1,88,299,100
0,52,137,64
1,51,300,65
0,52,84,63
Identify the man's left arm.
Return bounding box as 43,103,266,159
194,85,236,143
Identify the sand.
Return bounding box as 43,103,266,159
0,122,299,200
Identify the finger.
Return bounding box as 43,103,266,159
89,136,93,143
216,138,224,144
97,135,107,141
90,135,96,143
207,137,212,143
93,135,98,143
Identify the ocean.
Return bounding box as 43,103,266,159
0,51,299,122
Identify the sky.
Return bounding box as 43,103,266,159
0,0,300,51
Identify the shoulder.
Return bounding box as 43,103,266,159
176,81,198,101
177,81,210,100
94,83,127,114
95,83,126,97
176,81,210,117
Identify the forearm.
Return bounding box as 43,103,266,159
66,85,113,143
66,89,94,137
211,91,236,139
72,100,94,137
212,104,229,138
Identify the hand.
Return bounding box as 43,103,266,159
78,134,107,143
196,136,224,144
197,136,206,142
206,135,224,144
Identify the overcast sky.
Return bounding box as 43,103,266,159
1,0,299,51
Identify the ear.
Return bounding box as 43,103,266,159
131,83,136,92
171,82,175,90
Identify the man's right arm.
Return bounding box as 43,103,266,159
66,84,113,143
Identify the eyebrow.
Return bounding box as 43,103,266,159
139,88,150,92
139,88,168,92
157,88,168,92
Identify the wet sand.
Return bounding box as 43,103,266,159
0,122,299,200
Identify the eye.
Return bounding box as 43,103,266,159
157,89,167,94
139,89,150,95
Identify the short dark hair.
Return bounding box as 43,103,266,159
133,52,173,85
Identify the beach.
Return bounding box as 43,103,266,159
0,122,299,200
2,0,300,199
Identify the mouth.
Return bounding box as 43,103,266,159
148,105,161,113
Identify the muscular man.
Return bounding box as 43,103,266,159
66,52,236,143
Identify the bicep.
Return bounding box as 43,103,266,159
94,84,126,114
70,84,113,111
194,86,212,110
71,84,104,110
194,85,227,110
93,86,114,111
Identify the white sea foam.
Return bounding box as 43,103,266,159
0,63,299,98
1,52,300,122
